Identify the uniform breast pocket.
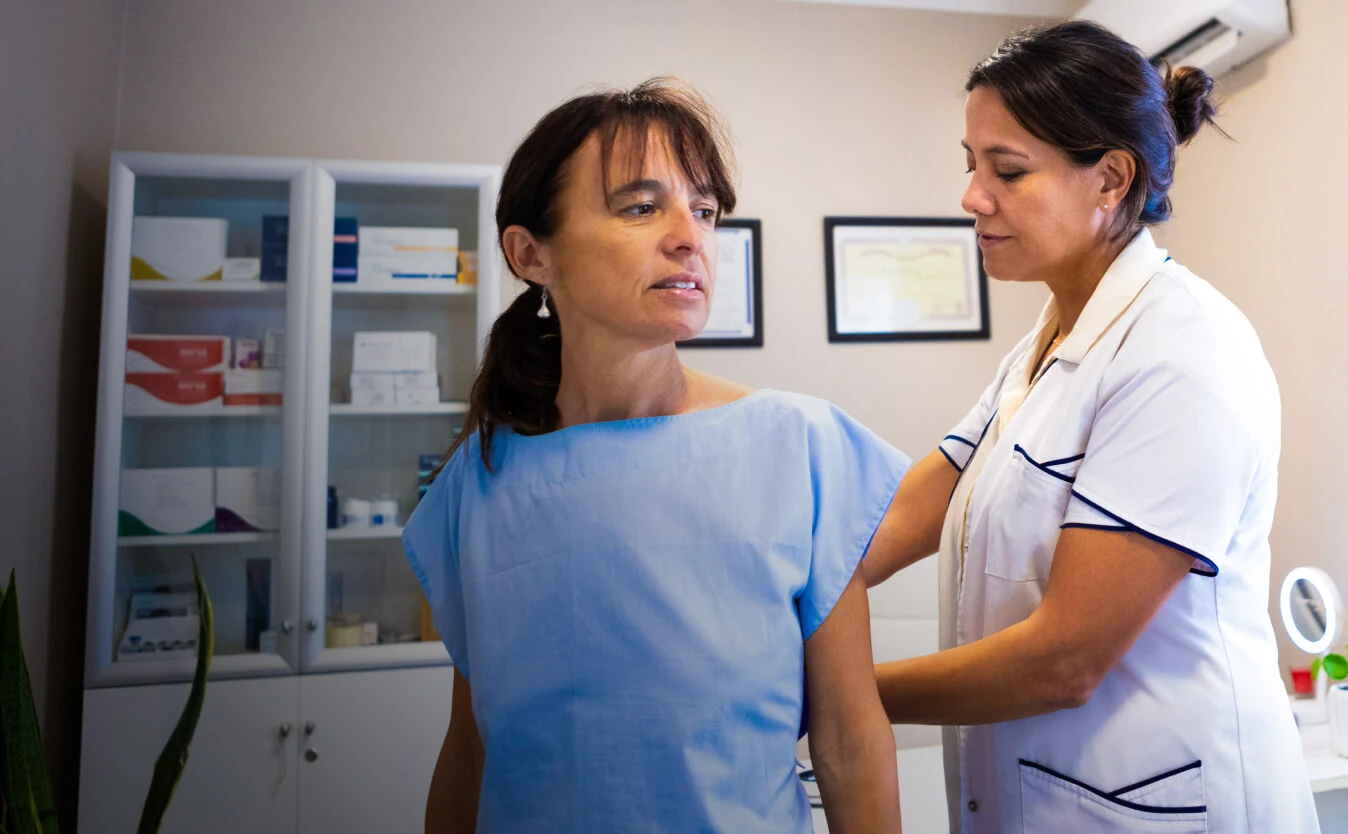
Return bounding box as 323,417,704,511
1019,759,1207,833
983,446,1082,582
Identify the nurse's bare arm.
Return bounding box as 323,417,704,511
806,565,902,833
875,527,1192,726
862,450,961,588
426,668,485,833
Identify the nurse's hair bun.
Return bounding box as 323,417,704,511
1163,65,1220,146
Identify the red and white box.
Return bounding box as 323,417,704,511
126,334,230,373
224,369,283,406
125,372,224,412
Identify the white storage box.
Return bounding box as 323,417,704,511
356,254,458,284
352,331,436,372
214,467,281,533
223,257,260,282
357,226,458,258
130,217,228,283
126,335,230,373
119,468,215,537
118,592,200,661
392,370,437,390
350,372,396,395
351,388,396,407
224,368,283,406
395,387,440,407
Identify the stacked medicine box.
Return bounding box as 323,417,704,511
349,331,440,407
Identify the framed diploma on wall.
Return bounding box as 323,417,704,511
824,217,989,342
680,218,763,348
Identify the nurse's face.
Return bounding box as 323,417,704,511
960,85,1121,285
529,128,720,348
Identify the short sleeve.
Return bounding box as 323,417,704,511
403,448,472,679
1063,363,1262,576
938,343,1020,472
799,403,912,640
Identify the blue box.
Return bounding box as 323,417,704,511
261,215,289,282
333,217,358,282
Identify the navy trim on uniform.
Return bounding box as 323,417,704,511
943,434,977,450
1068,489,1220,577
1109,760,1203,798
1018,759,1207,814
939,447,963,473
1060,522,1129,533
1041,452,1086,468
947,409,999,505
1013,445,1077,484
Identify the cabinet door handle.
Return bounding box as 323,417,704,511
305,748,319,763
278,722,293,740
307,618,319,632
281,620,294,634
304,721,316,735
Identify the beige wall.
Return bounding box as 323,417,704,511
0,0,125,821
1158,0,1348,681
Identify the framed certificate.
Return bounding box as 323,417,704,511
824,217,989,342
680,218,763,348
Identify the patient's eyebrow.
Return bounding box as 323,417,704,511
608,179,666,200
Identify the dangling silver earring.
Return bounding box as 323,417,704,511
537,287,552,319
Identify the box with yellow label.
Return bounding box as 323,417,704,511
130,217,228,282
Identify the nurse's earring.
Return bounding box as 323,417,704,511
537,287,552,319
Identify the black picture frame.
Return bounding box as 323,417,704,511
824,216,990,343
679,218,764,348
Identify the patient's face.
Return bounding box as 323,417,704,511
960,85,1109,286
541,127,720,348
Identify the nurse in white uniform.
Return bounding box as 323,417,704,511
862,20,1319,833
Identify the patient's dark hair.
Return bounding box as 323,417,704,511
444,78,737,472
967,20,1223,236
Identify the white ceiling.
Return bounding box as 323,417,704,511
772,0,1085,17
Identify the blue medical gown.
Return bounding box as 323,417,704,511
403,390,909,833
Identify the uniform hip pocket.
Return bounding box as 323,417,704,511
1019,759,1207,833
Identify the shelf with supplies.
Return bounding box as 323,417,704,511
124,404,283,419
332,281,476,296
329,402,467,417
327,526,405,541
117,531,279,548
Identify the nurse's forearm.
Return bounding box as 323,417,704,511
875,617,1084,726
862,451,959,587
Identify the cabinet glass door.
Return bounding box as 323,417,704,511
303,162,499,672
88,155,312,685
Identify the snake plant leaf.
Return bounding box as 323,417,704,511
0,571,58,834
136,556,213,834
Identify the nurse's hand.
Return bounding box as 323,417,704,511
862,450,960,588
806,565,903,833
875,527,1194,726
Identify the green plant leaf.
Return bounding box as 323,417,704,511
0,570,58,834
137,556,213,834
1324,653,1348,681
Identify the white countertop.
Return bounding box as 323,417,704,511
1301,722,1348,794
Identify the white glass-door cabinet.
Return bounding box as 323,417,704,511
78,152,501,834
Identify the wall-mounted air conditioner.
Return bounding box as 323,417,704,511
1074,0,1292,78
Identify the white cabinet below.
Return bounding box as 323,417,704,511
78,667,453,834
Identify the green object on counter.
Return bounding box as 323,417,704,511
0,570,60,834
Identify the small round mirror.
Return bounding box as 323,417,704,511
1281,567,1342,655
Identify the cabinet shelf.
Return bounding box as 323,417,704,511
332,281,474,296
124,404,283,419
329,402,467,417
327,526,404,541
129,281,287,310
118,532,278,548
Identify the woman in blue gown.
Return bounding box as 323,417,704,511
404,79,908,833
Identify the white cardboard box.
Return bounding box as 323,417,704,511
214,467,281,532
118,592,200,661
395,387,440,407
356,254,458,284
223,368,283,406
130,217,228,282
119,468,215,536
351,388,396,407
223,257,261,282
357,226,459,257
352,331,436,372
350,372,396,394
392,370,437,390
